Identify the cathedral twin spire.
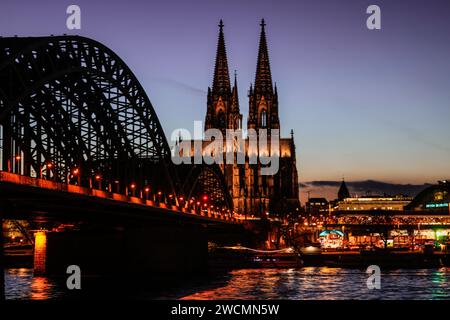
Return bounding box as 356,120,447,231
254,19,273,95
206,19,277,133
206,20,241,132
204,20,299,214
248,19,279,131
212,20,231,96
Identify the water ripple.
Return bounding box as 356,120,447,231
5,267,450,300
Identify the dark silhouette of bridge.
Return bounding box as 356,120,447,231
0,35,234,215
0,36,254,297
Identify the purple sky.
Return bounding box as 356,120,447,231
1,0,450,189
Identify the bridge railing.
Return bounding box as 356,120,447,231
0,171,239,223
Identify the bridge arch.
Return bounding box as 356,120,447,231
178,164,234,212
0,35,234,212
0,36,174,195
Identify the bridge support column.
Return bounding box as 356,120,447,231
43,223,209,283
0,209,5,301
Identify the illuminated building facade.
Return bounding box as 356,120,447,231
337,195,413,211
405,180,450,212
200,20,300,216
306,198,329,214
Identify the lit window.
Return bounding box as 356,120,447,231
261,110,267,128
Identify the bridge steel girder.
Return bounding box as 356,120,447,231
178,163,234,211
0,35,235,212
0,36,177,197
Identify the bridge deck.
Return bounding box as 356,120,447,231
0,171,241,225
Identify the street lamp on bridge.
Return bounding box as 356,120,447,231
179,196,185,208
157,191,162,203
40,162,54,180
71,167,81,186
95,174,102,190
130,183,136,197
14,155,21,175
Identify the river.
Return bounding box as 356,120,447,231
4,267,450,300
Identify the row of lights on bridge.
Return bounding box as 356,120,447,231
14,155,53,171
11,156,233,215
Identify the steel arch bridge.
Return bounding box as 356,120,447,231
178,163,234,212
0,35,233,212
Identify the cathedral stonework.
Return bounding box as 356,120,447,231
203,19,300,216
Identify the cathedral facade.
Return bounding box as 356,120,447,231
201,19,300,216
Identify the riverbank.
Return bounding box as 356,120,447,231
305,250,449,268
209,247,450,269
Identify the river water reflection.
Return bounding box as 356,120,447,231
4,267,450,300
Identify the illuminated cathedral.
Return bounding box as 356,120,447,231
202,19,300,216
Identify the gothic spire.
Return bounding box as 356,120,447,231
338,179,351,200
231,70,240,112
254,18,273,94
212,19,231,96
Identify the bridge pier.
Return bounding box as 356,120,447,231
42,223,209,284
0,209,5,301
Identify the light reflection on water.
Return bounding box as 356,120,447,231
5,268,61,300
178,267,450,300
4,267,450,300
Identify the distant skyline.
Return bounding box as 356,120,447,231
1,0,450,189
301,179,432,204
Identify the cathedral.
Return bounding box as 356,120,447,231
200,19,300,217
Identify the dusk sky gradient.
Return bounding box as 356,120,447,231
1,0,450,191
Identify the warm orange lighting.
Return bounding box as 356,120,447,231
30,277,52,300
34,231,47,275
35,231,47,247
72,168,79,175
46,163,53,169
144,187,150,192
15,155,21,161
130,183,136,189
196,202,201,205
203,195,208,201
157,191,162,195
95,175,101,180
179,197,184,201
169,194,173,198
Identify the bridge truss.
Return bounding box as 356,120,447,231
0,36,233,212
